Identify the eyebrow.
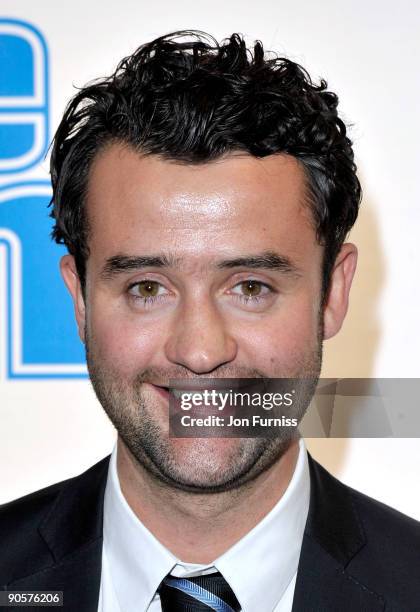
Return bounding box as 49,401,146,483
216,252,299,274
100,254,180,280
99,250,300,281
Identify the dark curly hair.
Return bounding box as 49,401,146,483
49,30,361,302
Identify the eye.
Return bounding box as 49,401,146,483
127,280,168,306
134,280,161,297
236,280,266,297
230,280,274,305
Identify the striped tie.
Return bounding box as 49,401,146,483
158,570,242,611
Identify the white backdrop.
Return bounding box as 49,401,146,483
1,0,419,519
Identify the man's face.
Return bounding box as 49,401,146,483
61,144,356,493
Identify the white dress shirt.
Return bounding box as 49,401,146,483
98,438,310,612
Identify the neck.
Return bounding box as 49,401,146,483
116,437,300,564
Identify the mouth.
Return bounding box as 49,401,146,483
150,384,234,400
149,384,212,426
150,384,213,403
149,383,244,420
150,384,171,401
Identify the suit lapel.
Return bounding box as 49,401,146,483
292,454,385,611
7,456,110,612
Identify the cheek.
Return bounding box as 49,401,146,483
237,295,320,370
88,308,164,375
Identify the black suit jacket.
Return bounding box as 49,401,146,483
1,454,419,611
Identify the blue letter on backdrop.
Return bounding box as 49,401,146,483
0,19,87,378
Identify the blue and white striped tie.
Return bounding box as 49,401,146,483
158,570,242,611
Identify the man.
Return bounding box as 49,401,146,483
0,30,419,612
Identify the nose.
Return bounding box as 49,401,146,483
164,296,238,374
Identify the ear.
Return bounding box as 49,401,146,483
60,254,86,343
323,243,358,340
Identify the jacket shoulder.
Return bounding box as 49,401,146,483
346,478,420,604
0,457,110,585
308,456,420,606
0,476,72,551
349,482,420,554
310,456,420,546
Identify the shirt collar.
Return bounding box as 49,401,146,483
103,438,310,611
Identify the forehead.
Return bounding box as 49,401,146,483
86,143,317,263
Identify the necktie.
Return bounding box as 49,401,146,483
158,570,242,611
